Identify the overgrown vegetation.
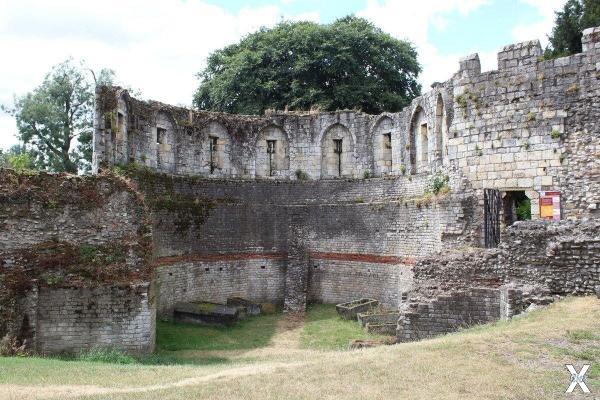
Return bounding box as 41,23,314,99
75,347,137,365
516,198,532,221
295,169,310,181
425,173,450,195
0,145,37,172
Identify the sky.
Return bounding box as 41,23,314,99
0,0,567,150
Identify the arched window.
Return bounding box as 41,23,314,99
321,124,354,178
256,125,289,177
203,122,231,176
409,106,429,173
372,116,393,176
155,111,176,173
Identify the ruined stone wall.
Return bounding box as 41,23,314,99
33,284,155,354
308,260,413,308
94,29,600,227
155,258,285,316
413,219,600,298
0,170,155,354
128,170,474,314
397,219,599,342
448,31,600,220
396,288,501,342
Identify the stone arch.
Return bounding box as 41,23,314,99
435,94,448,166
409,105,429,173
320,123,355,178
155,110,177,173
256,124,289,178
202,121,232,176
372,116,393,176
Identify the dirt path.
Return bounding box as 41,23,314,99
0,361,310,399
268,312,305,349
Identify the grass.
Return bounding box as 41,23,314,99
300,304,390,350
156,313,280,352
0,297,598,399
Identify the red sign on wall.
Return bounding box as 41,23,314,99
539,191,561,220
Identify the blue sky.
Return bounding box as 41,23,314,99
205,0,555,61
0,0,566,149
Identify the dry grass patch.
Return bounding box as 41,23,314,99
0,296,597,400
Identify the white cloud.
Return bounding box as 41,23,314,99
0,0,320,149
512,0,566,47
358,0,492,90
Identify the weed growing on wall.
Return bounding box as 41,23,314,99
295,169,309,180
426,173,450,195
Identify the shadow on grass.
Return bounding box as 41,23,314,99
156,312,282,352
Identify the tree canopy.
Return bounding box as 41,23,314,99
194,16,421,115
3,59,115,173
545,0,600,58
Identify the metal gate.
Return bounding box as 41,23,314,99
484,188,501,248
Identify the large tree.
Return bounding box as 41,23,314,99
3,60,114,173
545,0,600,58
194,16,421,115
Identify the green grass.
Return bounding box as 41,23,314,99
156,313,280,352
300,304,391,350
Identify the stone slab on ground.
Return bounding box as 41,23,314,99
173,302,239,326
357,310,399,327
336,299,379,320
227,297,262,316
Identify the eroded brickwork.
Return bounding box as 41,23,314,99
0,170,155,354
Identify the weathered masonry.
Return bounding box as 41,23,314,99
1,28,599,355
92,28,598,337
94,30,599,222
0,171,155,354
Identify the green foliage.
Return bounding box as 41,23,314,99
516,198,532,221
76,347,136,364
362,170,371,179
295,169,309,180
299,304,389,350
2,59,115,173
400,165,406,175
194,16,421,115
156,314,280,352
550,129,562,139
0,145,36,172
426,173,450,195
544,0,600,59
